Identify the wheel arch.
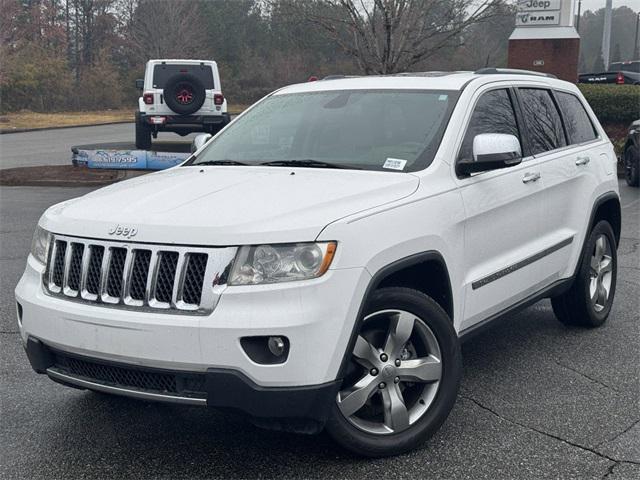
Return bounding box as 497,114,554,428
337,251,453,379
588,192,621,248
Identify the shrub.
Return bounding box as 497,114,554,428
0,44,74,113
578,84,640,126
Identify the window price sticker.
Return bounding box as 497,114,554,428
383,158,407,170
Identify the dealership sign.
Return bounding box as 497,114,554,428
517,0,561,11
515,0,573,27
72,147,190,170
516,12,560,26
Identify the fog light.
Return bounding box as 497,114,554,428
268,336,286,357
240,336,290,365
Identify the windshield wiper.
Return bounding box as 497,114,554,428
195,160,249,166
260,159,354,169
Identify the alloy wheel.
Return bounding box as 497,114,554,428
589,234,613,312
337,309,442,435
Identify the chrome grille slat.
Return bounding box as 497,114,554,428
145,251,160,306
61,242,76,297
79,244,92,295
172,252,188,308
43,234,234,315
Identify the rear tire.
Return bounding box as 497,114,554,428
551,221,617,328
135,113,152,150
624,145,639,187
325,287,461,457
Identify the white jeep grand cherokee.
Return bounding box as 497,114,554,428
16,69,621,457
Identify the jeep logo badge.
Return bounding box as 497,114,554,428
108,224,138,239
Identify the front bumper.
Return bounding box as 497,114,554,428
15,254,370,388
25,337,340,426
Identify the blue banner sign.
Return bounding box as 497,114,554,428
73,147,190,170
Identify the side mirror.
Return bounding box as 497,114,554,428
456,133,522,176
135,79,144,90
191,133,212,153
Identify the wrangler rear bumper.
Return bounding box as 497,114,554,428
141,113,230,130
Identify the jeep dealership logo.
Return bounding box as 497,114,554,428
108,224,138,239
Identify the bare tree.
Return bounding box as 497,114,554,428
276,0,503,74
128,0,208,61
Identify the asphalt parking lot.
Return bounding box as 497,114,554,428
0,182,638,479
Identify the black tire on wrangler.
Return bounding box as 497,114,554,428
552,220,617,328
163,73,206,115
625,145,639,187
135,113,152,150
325,287,461,457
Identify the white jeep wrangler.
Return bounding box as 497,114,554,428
17,69,621,457
134,59,230,149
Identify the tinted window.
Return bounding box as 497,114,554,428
555,91,598,145
153,64,214,89
518,88,566,155
458,89,521,161
190,90,460,172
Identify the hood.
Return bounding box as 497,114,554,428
42,166,419,245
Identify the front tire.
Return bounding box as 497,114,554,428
135,113,152,150
325,287,461,457
552,221,617,327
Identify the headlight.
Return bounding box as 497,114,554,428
228,242,337,285
30,225,51,265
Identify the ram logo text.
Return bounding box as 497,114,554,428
108,225,138,239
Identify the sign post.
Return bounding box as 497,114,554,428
508,0,580,81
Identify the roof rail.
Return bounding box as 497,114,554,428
321,74,365,81
474,67,557,79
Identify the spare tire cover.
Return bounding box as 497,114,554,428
163,73,206,115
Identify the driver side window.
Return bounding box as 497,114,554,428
458,89,522,162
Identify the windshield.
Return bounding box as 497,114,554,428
187,89,459,172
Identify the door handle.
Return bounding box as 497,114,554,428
576,156,591,166
522,172,541,184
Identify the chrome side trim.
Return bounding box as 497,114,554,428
471,236,574,290
46,368,207,406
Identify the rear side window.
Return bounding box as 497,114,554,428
555,92,598,145
518,88,566,155
152,64,214,89
458,89,521,161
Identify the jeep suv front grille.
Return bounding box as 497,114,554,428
45,235,237,314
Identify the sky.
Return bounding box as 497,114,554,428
577,0,639,13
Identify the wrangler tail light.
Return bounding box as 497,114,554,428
143,93,154,105
213,93,224,106
616,72,624,85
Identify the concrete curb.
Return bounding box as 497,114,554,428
0,120,133,135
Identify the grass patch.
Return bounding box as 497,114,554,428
0,105,248,132
0,110,133,131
